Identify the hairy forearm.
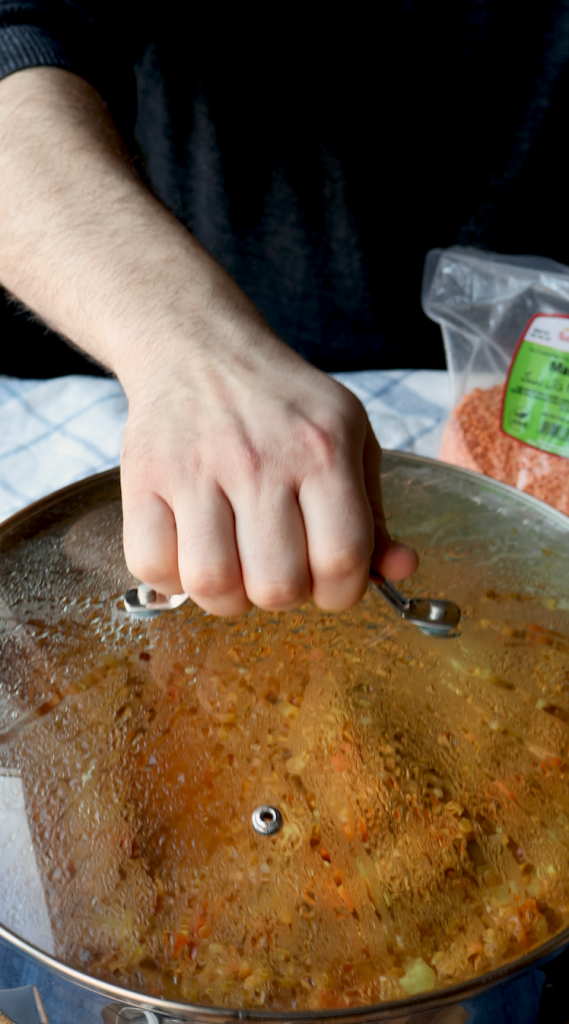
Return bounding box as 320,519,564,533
0,66,417,614
0,67,266,390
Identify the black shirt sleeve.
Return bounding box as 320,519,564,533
0,19,73,79
0,2,136,133
0,3,100,84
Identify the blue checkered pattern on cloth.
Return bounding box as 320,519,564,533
0,370,450,523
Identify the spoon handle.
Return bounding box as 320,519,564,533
368,571,411,615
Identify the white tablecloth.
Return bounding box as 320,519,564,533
0,370,451,523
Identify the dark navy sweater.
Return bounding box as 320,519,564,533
1,2,569,375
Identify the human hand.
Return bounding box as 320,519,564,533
0,67,417,614
120,315,418,616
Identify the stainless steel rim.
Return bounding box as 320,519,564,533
1,916,568,1021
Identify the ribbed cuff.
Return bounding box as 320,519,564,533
0,23,73,82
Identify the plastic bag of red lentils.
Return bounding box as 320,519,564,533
422,246,569,514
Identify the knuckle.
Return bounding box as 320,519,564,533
198,595,251,617
299,405,367,471
313,581,366,613
217,429,263,481
299,421,339,470
328,383,367,425
314,541,371,583
249,579,308,611
337,383,367,420
125,550,179,589
183,565,241,602
237,439,263,477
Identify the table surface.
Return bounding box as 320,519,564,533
0,370,450,524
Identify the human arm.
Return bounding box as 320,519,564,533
0,67,417,614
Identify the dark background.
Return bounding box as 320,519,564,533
2,0,569,377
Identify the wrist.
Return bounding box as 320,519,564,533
103,245,295,403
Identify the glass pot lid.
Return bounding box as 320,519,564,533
1,454,569,1014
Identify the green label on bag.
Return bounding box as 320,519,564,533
502,314,569,457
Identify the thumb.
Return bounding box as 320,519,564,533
363,423,419,581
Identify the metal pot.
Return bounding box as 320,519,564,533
1,455,569,1024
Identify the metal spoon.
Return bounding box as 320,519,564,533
369,571,460,636
124,576,461,635
123,583,188,617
